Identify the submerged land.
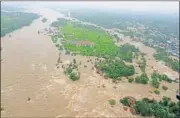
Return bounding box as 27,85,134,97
1,3,179,118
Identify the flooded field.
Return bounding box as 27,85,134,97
117,37,179,80
1,7,179,117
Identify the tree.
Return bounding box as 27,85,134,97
134,101,153,116
70,72,79,81
154,89,160,95
135,73,149,84
128,78,134,83
73,58,76,64
151,76,160,88
120,97,130,107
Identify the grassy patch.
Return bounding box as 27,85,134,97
108,99,116,106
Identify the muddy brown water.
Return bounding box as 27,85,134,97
1,7,179,117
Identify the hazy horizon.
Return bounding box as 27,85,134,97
2,1,179,14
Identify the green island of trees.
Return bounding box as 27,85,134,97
64,61,80,81
1,11,39,37
154,48,179,72
121,96,180,118
95,59,135,80
135,73,149,84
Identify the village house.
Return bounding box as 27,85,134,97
67,40,95,47
76,40,95,47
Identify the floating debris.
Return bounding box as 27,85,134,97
28,97,31,101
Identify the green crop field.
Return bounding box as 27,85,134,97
62,22,119,57
52,19,139,62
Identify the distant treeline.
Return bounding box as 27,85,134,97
1,11,39,37
153,48,179,72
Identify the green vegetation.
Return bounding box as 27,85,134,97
62,22,120,57
154,89,160,95
138,54,146,73
108,99,116,106
64,61,80,81
128,78,134,83
121,96,180,118
69,72,79,81
135,73,149,84
51,18,70,27
150,71,173,89
96,59,135,80
1,11,39,37
51,19,139,62
120,97,131,107
154,48,179,72
119,44,139,62
69,9,178,36
151,71,172,83
151,75,160,88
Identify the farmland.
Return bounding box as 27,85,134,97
52,19,139,63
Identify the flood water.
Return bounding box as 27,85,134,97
1,7,179,117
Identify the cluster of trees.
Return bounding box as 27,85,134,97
1,11,39,37
96,59,135,80
64,61,80,81
137,54,146,73
51,18,69,27
119,44,139,62
151,71,172,84
121,96,180,118
154,48,179,72
70,9,178,39
135,73,149,84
